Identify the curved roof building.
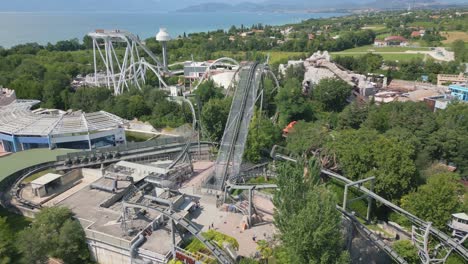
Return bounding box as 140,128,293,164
0,88,127,153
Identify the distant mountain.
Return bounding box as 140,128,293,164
0,0,221,12
177,0,468,12
178,2,268,12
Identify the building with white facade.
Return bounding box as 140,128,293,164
0,88,127,153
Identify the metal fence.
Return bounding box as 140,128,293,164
57,137,185,161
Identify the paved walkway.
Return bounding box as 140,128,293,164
192,195,276,257
182,162,278,257
181,161,214,189
44,172,101,206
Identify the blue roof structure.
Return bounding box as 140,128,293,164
449,84,468,102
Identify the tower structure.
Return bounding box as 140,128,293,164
156,28,171,71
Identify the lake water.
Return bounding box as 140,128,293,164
0,12,346,47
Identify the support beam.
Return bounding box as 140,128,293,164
367,178,375,222
248,187,253,226
171,219,176,259
342,177,375,222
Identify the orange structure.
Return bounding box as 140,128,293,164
282,121,297,137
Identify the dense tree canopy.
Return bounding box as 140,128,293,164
17,207,91,264
275,78,314,127
194,80,224,104
286,121,330,156
393,240,419,264
401,173,465,230
201,97,231,141
244,112,282,163
313,78,353,112
0,217,16,264
273,160,349,264
327,129,417,201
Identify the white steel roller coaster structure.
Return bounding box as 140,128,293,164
88,30,169,95
87,29,279,141
87,30,245,95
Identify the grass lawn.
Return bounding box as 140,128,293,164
0,206,31,232
0,148,78,183
125,131,157,143
379,53,425,61
361,25,386,31
441,31,468,44
338,45,430,53
408,21,438,28
331,52,425,62
213,51,304,64
262,51,304,63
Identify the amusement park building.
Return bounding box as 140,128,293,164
0,88,127,153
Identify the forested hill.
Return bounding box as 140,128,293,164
178,0,468,12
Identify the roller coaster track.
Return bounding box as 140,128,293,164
192,57,240,91
122,202,233,264
269,152,468,262
211,62,264,190
337,207,408,264
321,169,468,262
205,56,467,261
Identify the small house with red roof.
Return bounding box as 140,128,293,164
374,36,409,47
410,30,425,38
384,36,409,46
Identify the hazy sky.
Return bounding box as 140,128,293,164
0,0,372,11
0,0,465,12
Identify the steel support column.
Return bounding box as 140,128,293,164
342,176,375,222
248,186,255,226
171,219,176,259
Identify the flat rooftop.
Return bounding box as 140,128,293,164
56,169,187,256
31,173,62,186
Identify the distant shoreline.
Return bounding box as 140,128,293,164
0,11,347,48
0,10,349,15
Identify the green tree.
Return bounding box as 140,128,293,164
363,102,436,136
338,101,369,129
273,160,349,264
286,121,329,156
355,53,383,73
275,78,314,127
283,64,305,81
128,95,151,118
372,136,417,200
328,129,417,200
244,112,282,163
401,173,464,230
194,79,224,104
17,227,47,264
17,207,91,264
393,240,419,264
451,40,466,62
239,258,259,264
69,87,112,112
55,219,90,264
42,71,70,109
327,129,379,180
9,75,43,100
0,217,16,264
256,240,273,264
201,97,231,141
313,78,353,112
